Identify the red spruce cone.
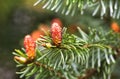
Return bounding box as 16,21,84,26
51,18,62,46
24,35,36,59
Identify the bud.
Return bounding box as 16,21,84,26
24,35,36,59
31,30,43,41
46,43,52,48
51,18,62,27
111,22,120,33
14,56,27,63
51,18,62,46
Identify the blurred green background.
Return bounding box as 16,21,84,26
0,0,120,79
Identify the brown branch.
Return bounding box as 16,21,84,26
35,62,98,79
78,68,97,79
114,48,120,58
108,46,120,59
34,62,66,79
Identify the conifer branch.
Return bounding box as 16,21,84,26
13,27,120,79
34,0,120,19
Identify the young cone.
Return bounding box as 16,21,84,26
51,18,62,46
24,35,36,60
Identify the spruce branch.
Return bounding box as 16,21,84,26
34,0,120,19
13,26,120,79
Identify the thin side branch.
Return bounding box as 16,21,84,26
34,62,66,79
35,61,98,79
